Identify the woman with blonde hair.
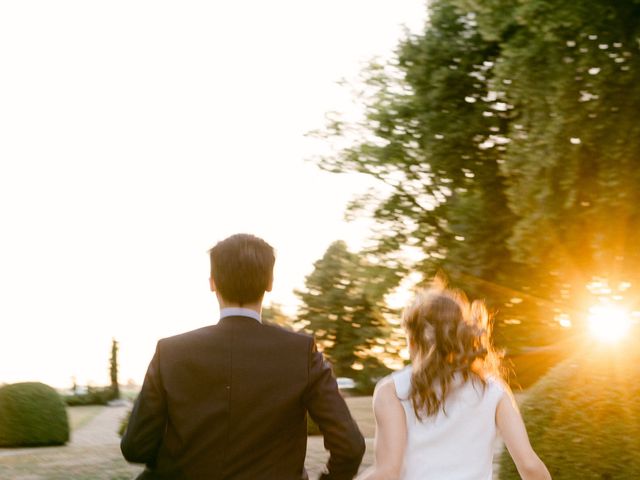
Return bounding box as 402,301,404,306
358,283,550,480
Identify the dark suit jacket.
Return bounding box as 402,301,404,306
121,316,365,479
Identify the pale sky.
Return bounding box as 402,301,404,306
0,1,426,388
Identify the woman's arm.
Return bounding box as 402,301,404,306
496,390,551,480
356,378,407,480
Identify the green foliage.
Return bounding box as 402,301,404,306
296,241,404,389
499,337,640,478
64,386,116,406
118,409,131,437
478,0,640,304
0,382,69,447
315,0,640,348
262,302,295,329
314,0,534,345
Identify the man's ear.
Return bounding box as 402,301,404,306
209,277,216,292
266,275,273,293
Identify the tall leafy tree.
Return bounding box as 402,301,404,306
262,302,295,329
316,0,640,346
462,0,640,317
315,1,530,345
296,241,404,386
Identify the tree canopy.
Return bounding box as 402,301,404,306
315,0,640,348
296,241,405,387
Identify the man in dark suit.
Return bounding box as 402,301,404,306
121,233,365,479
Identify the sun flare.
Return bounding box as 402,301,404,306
587,304,631,343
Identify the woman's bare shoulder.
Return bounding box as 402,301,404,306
373,375,399,405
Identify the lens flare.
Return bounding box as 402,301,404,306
587,305,631,343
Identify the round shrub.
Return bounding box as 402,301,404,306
64,386,115,406
0,382,70,447
499,340,640,479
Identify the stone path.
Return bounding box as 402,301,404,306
68,403,129,447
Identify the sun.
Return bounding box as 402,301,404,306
587,304,631,343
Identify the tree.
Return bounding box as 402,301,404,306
315,0,529,346
110,338,119,400
296,241,404,389
261,302,295,329
315,0,640,348
464,0,640,317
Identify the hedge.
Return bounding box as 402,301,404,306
0,382,70,447
64,386,116,406
499,339,640,479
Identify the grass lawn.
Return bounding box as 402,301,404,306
507,344,572,391
0,445,142,480
0,404,142,480
67,405,104,430
500,345,640,479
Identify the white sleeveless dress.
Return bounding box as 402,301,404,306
392,366,504,480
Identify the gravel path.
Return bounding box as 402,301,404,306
68,403,130,447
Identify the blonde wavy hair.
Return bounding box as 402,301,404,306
401,281,503,418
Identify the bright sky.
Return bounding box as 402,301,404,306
0,1,426,388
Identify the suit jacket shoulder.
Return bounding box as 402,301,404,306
123,317,364,480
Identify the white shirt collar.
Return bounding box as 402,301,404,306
219,307,261,323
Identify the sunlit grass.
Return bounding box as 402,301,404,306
66,406,103,431
499,342,640,479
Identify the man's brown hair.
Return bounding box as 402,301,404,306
209,233,275,305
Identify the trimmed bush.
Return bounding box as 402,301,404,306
499,340,640,479
0,382,70,447
64,386,116,406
